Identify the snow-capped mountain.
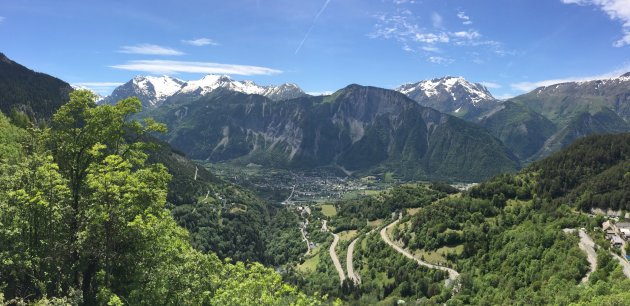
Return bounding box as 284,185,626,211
102,75,306,109
71,84,104,102
100,76,184,108
176,74,306,101
396,76,497,119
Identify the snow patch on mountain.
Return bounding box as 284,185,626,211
103,74,306,108
135,76,184,103
177,74,304,100
397,76,494,106
395,76,498,118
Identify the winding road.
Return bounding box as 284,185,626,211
381,219,460,286
611,251,630,278
329,232,346,284
577,229,598,283
563,228,597,283
564,228,630,281
564,228,597,283
300,225,311,256
347,237,361,284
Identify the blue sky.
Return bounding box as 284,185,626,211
1,0,629,98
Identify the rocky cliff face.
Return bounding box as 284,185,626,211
144,85,519,181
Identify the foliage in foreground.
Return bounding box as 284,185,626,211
0,90,323,305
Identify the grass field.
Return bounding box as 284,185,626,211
341,189,382,201
367,219,384,228
412,245,464,265
297,252,320,273
320,204,337,217
338,230,359,242
297,244,323,273
406,207,421,216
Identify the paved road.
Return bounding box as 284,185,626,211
380,219,459,285
564,228,598,283
347,237,361,284
611,251,630,278
565,228,630,280
329,232,346,284
300,226,311,256
577,229,598,283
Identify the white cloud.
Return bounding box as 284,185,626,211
393,0,416,4
370,12,506,56
452,30,481,40
118,44,184,56
428,56,453,65
181,38,219,46
0,16,5,23
431,12,443,28
74,82,124,87
561,0,630,47
421,45,440,52
306,90,334,96
510,64,630,92
415,32,449,43
457,11,472,25
494,93,517,100
110,60,282,76
72,82,124,96
480,81,502,89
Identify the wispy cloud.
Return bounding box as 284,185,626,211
480,81,502,89
0,16,5,23
74,82,124,87
452,30,481,40
369,11,507,62
421,46,440,52
510,64,630,92
110,60,282,76
306,90,334,96
118,44,184,56
393,0,416,4
561,0,630,47
295,0,332,54
72,82,124,96
428,56,453,65
182,38,219,46
494,93,517,100
457,11,472,25
431,12,443,28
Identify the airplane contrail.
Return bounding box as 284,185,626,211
295,0,332,55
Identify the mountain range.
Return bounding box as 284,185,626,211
139,85,519,181
101,74,306,109
2,51,629,181
481,73,630,161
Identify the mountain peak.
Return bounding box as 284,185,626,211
620,72,630,78
395,76,497,119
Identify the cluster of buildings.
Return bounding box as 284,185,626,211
603,220,630,248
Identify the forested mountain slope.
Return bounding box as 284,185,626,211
290,132,630,304
0,52,72,122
